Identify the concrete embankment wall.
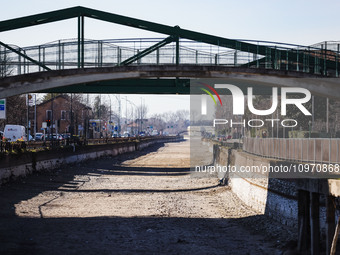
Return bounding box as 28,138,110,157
207,140,326,229
0,137,182,185
228,151,299,228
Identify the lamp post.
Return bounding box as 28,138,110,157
125,98,137,136
140,97,145,134
112,95,121,136
104,95,112,137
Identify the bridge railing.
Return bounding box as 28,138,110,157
243,137,340,164
1,38,339,77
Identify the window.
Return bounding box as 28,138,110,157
46,110,52,120
61,110,66,120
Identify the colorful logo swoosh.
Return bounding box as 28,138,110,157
199,82,223,106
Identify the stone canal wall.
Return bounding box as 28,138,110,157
0,136,183,185
207,140,327,229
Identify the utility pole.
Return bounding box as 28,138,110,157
312,96,314,131
140,97,143,133
109,96,112,123
113,95,121,136
107,95,112,136
99,94,101,137
118,95,121,136
70,93,73,136
34,94,36,139
326,97,329,134
125,99,137,135
51,93,54,137
86,94,89,139
26,94,29,141
125,96,128,132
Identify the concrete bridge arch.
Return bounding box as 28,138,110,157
1,65,339,98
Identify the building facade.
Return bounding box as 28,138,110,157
36,95,92,136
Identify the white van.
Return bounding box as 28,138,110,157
4,125,27,142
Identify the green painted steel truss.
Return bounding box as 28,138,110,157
0,6,339,95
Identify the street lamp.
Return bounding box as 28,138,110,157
112,95,121,136
125,98,137,135
104,95,113,137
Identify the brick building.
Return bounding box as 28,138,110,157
36,95,92,136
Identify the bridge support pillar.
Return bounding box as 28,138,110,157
298,189,310,252
77,14,84,68
326,195,336,255
310,192,320,255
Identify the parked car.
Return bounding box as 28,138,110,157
61,133,71,139
3,125,27,142
35,133,45,141
151,130,159,136
122,131,130,138
111,132,120,138
45,134,64,141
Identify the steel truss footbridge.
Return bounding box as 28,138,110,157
0,6,340,98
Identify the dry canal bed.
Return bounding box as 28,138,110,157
0,140,294,254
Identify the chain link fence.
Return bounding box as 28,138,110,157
1,38,339,77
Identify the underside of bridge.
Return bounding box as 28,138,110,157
1,65,340,99
0,6,339,98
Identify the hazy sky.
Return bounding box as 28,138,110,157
1,0,339,116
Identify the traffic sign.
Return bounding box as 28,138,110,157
0,99,6,119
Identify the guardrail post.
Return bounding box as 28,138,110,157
321,140,323,164
256,44,259,68
58,40,61,70
336,44,339,77
314,139,316,164
18,50,21,75
337,139,339,163
307,138,309,162
38,46,41,72
329,138,331,164
175,36,179,66
296,47,300,72
77,14,84,68
117,47,121,65
324,42,327,76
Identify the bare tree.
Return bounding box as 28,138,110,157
0,47,25,129
0,46,13,78
136,104,148,132
161,110,189,134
